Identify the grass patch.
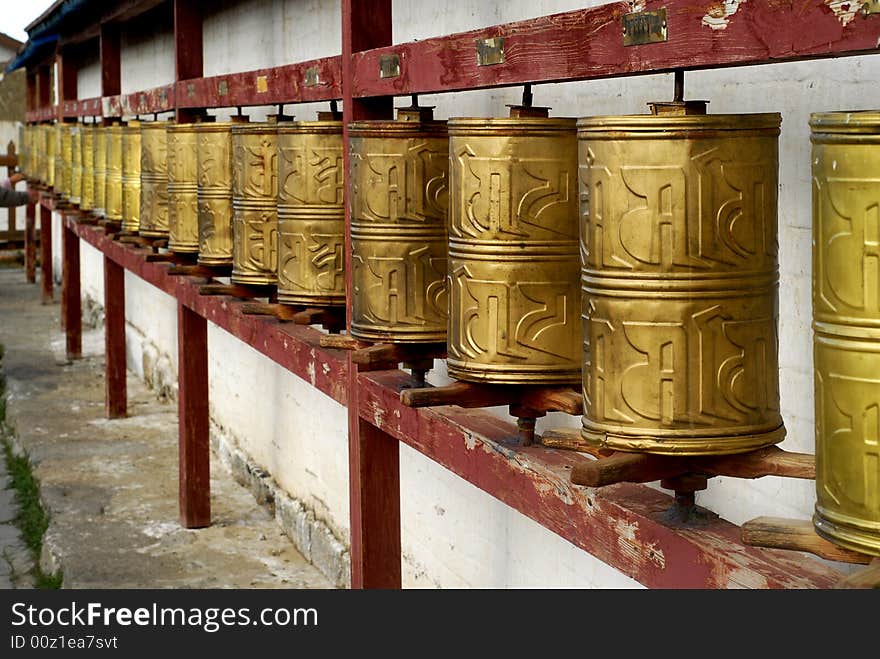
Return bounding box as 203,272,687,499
0,343,62,589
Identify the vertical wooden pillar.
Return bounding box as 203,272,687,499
60,212,67,327
342,0,401,589
174,0,203,123
100,24,121,97
104,257,127,418
63,219,81,360
24,202,36,283
177,302,210,528
57,48,78,123
40,204,53,303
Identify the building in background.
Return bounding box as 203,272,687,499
0,31,25,241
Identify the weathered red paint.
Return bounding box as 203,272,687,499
39,204,53,303
176,56,342,110
24,202,36,283
351,0,880,98
104,256,127,419
61,96,103,119
62,218,81,359
174,0,203,123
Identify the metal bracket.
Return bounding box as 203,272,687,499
622,8,668,47
217,80,229,96
304,66,320,87
379,54,400,79
255,75,268,93
476,37,505,66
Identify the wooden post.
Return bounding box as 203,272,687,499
342,0,400,589
40,204,53,303
24,201,36,283
63,220,82,360
7,142,17,237
174,0,203,123
60,212,67,327
177,302,210,528
104,256,127,418
100,24,121,97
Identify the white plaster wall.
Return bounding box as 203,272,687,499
120,7,174,95
123,273,178,384
79,240,103,306
77,50,102,99
66,0,880,588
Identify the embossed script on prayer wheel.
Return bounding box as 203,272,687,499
70,123,82,204
167,123,199,253
122,120,142,232
277,114,345,306
105,123,124,221
349,107,449,342
197,118,244,265
447,111,581,384
578,106,784,455
812,111,880,557
59,123,72,198
93,126,107,215
231,121,283,285
139,121,170,237
80,124,95,211
47,124,57,188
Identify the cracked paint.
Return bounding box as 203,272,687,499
306,360,316,386
702,0,746,30
825,0,868,26
629,0,647,12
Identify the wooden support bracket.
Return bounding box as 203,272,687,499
350,342,447,367
319,334,371,351
198,283,275,299
741,517,874,567
166,263,219,277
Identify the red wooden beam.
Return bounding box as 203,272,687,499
351,0,880,98
109,85,176,118
24,203,36,284
176,56,342,110
104,256,127,419
343,0,400,591
61,97,103,119
357,369,842,589
174,0,203,123
62,218,82,360
178,301,210,528
39,203,53,304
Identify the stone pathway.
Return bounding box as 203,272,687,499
0,456,34,588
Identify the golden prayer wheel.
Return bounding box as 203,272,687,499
811,110,880,556
231,119,286,285
139,121,170,237
577,102,784,455
93,125,107,216
55,123,72,198
70,123,82,204
41,125,51,184
447,109,580,383
105,123,124,221
80,123,95,211
47,123,56,188
121,120,142,232
349,107,449,342
197,117,246,265
276,112,345,306
167,123,199,253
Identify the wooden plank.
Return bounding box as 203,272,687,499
39,205,53,303
357,369,844,589
62,220,81,359
104,256,127,419
176,56,341,110
178,301,210,528
742,517,873,565
351,0,880,98
115,85,175,117
24,203,36,283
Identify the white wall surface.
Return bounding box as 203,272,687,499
63,0,880,588
120,6,174,95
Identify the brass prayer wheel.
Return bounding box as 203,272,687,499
447,109,581,384
105,123,124,221
578,103,784,455
122,120,142,232
70,123,82,204
231,119,285,285
56,122,72,198
811,110,880,556
140,121,170,237
167,123,199,253
47,123,56,188
93,125,107,216
276,113,345,306
349,107,449,342
197,117,246,265
80,123,95,212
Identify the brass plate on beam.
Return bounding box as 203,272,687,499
187,83,196,98
475,37,505,66
218,80,229,96
379,54,400,79
864,0,880,15
622,8,668,47
256,75,268,93
304,66,320,87
160,89,168,107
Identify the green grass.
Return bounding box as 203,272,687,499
0,343,62,589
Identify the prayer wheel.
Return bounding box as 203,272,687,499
811,110,880,556
93,125,107,216
167,123,199,253
80,123,95,212
105,122,124,222
231,118,287,285
70,123,82,204
122,120,142,232
47,123,56,188
276,112,345,306
56,123,72,198
349,106,449,342
447,108,580,383
139,121,170,237
197,117,246,265
577,102,784,455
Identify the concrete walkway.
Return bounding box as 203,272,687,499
0,266,331,589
